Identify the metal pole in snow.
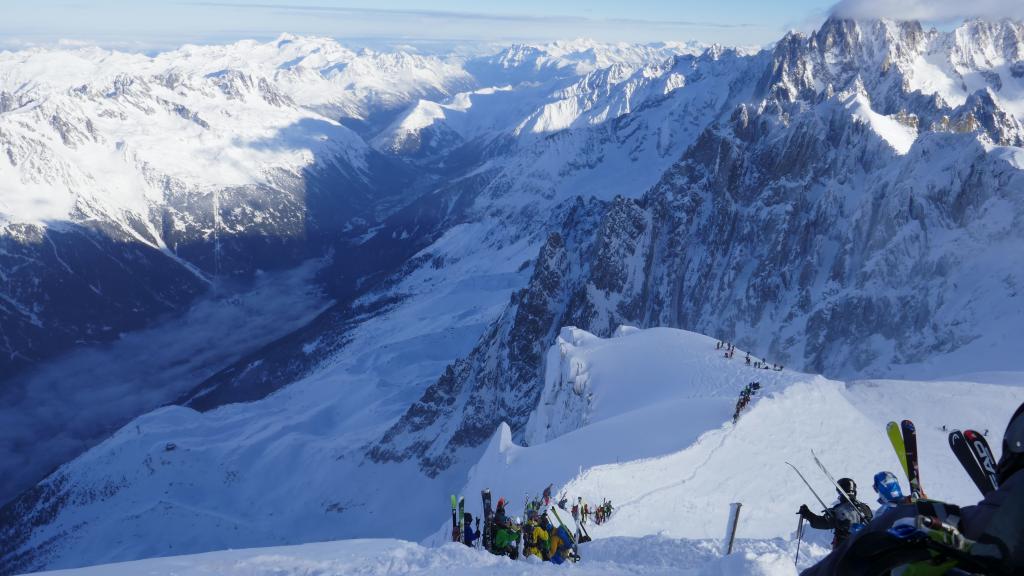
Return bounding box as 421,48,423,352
722,502,742,555
795,516,805,565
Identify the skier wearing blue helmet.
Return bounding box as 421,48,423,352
871,471,907,513
801,402,1024,575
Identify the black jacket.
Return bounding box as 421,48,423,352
803,498,874,547
800,469,1024,575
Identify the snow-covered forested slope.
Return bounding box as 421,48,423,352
4,16,1024,576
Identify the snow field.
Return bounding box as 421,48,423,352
458,326,1022,553
19,325,1023,575
32,537,802,576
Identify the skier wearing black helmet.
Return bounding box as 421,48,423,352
798,477,873,548
801,402,1024,575
956,401,1024,555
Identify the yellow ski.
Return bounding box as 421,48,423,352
887,421,909,480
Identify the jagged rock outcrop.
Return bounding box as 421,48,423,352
368,17,1024,476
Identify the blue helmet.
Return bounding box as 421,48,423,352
873,471,904,503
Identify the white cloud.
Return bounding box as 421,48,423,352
0,262,329,506
831,0,1024,22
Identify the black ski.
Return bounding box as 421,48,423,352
457,497,465,543
902,419,925,499
481,489,493,552
964,429,999,493
949,430,993,496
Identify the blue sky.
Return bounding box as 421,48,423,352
1,0,1020,52
1,0,837,51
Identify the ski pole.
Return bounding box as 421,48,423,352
785,461,830,511
810,450,868,524
794,516,804,565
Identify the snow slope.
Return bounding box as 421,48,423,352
446,326,1020,549
26,324,1022,576
29,538,799,576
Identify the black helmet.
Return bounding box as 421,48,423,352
837,477,857,499
997,402,1024,484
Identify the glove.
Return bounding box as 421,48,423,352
798,504,813,519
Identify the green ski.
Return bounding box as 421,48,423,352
451,494,459,542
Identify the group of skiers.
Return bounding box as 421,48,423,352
750,357,783,371
796,402,1024,575
717,341,737,358
586,498,615,525
732,381,761,422
715,340,783,371
452,488,614,564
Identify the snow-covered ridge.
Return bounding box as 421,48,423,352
460,326,1020,547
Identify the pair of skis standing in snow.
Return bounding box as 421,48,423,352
793,409,1024,575
450,494,480,547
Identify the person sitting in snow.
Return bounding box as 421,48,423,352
494,516,521,559
462,512,479,548
494,498,509,529
871,471,910,514
798,477,874,549
522,516,548,559
547,516,579,564
801,401,1024,575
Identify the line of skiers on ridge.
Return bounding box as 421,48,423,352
454,490,614,564
732,381,761,422
716,340,783,371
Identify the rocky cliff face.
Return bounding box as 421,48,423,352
368,17,1024,473
368,197,607,474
